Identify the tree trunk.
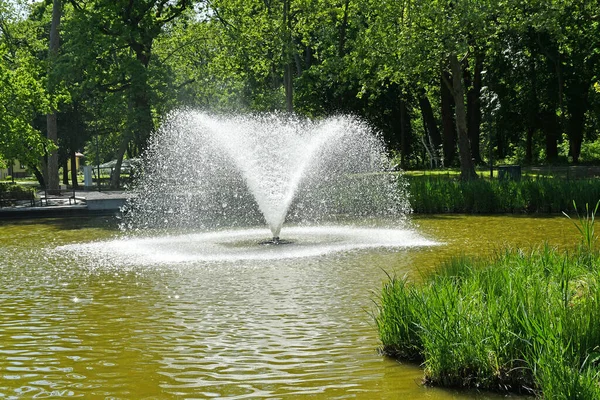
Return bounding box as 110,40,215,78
441,69,457,166
130,40,154,153
541,110,559,163
304,46,312,70
111,137,129,189
62,158,69,185
29,164,45,187
111,100,137,189
284,63,293,112
465,52,483,164
46,114,60,193
111,41,154,188
45,0,61,194
418,89,442,166
525,43,538,164
539,35,565,158
399,96,412,169
293,51,303,76
70,150,79,189
449,53,477,180
131,85,154,154
567,81,588,163
282,0,293,112
338,0,350,57
389,88,412,169
525,127,534,163
111,77,152,189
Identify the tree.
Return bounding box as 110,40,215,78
209,0,297,111
4,0,598,182
483,0,599,165
151,5,248,111
68,0,192,187
355,0,491,178
449,52,476,179
0,0,55,185
45,0,61,193
558,2,599,163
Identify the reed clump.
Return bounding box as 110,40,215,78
377,203,600,398
407,176,600,214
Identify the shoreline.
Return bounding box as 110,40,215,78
0,190,127,219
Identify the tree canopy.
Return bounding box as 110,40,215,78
0,0,598,183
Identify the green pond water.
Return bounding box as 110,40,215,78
0,215,579,399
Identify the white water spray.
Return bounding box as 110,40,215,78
123,111,410,240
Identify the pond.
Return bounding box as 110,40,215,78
0,215,579,399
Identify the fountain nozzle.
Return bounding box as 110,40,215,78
259,236,292,245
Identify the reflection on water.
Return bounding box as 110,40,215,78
0,216,576,399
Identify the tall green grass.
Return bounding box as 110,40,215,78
407,176,600,214
377,213,600,397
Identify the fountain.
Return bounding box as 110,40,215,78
123,111,410,237
76,110,438,263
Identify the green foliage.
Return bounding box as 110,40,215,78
0,1,54,166
63,0,193,156
408,175,600,214
152,11,246,111
579,139,600,163
2,0,600,185
0,182,35,201
377,244,600,396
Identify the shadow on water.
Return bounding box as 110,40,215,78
0,216,120,248
0,215,119,230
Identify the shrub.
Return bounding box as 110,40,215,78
0,183,35,203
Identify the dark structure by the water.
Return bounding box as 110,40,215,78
259,237,293,245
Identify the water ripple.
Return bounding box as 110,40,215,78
0,221,510,399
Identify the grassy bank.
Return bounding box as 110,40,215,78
407,175,600,214
377,211,600,398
